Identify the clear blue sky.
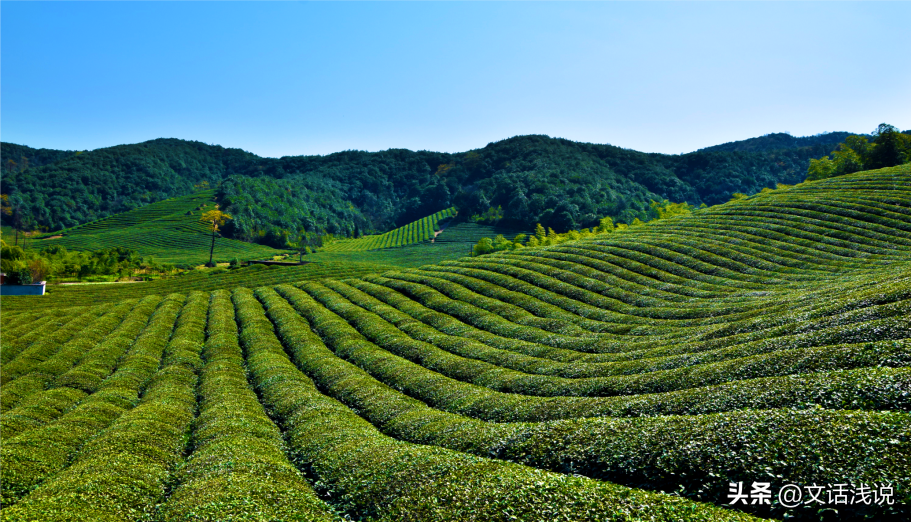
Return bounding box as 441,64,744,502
2,1,909,158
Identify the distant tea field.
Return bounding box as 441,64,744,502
320,207,458,252
1,165,909,521
30,191,285,266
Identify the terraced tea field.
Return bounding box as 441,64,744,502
1,166,909,521
317,211,529,260
299,220,531,277
31,191,285,265
305,240,472,268
433,220,532,245
321,208,458,252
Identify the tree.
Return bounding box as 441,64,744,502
806,124,910,181
649,199,692,220
1,194,29,246
512,233,527,249
290,229,312,263
546,227,559,244
492,234,513,251
28,258,51,283
200,205,232,267
831,136,868,175
866,123,910,170
534,223,547,243
472,237,494,256
596,216,614,233
0,194,10,217
470,206,504,224
806,157,836,181
0,240,26,277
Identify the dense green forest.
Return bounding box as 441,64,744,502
807,124,911,180
696,131,858,153
2,143,79,172
3,130,906,248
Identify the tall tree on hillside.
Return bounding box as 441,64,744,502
866,123,910,170
291,228,313,263
1,194,27,246
200,205,232,267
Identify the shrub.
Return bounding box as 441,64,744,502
6,267,32,285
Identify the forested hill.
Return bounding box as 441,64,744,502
1,132,853,246
2,143,79,171
696,131,858,153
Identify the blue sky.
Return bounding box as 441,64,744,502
2,1,909,158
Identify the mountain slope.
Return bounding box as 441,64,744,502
2,132,856,243
696,131,858,153
1,143,78,173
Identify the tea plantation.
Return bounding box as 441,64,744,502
320,208,458,252
1,165,909,521
31,191,285,266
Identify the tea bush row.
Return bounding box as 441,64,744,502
0,294,181,505
1,301,137,437
258,286,910,520
322,207,456,252
2,292,208,521
156,290,338,521
240,286,762,522
323,279,910,380
278,283,911,421
1,304,113,386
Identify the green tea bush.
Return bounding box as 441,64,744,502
324,278,910,380
240,286,761,522
3,293,207,521
1,302,136,437
261,286,910,520
35,191,284,266
0,294,180,506
1,305,113,387
156,290,338,522
1,312,77,364
277,284,911,421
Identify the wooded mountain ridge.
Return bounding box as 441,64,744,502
1,131,897,248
